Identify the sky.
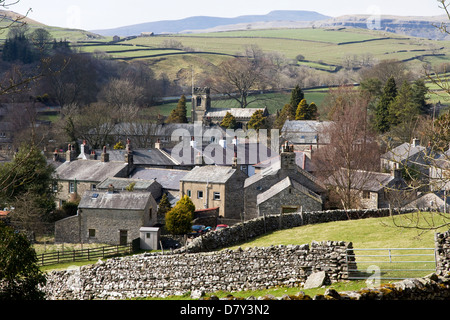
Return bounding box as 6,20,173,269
6,0,447,31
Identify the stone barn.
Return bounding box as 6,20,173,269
55,190,157,245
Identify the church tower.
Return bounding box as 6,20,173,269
191,87,211,123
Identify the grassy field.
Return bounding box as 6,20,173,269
58,27,450,85
227,212,447,250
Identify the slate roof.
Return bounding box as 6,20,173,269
180,165,238,184
253,151,312,172
108,122,226,138
78,190,152,210
381,141,426,162
166,141,275,166
325,168,402,192
92,148,176,166
281,120,332,144
54,159,127,182
244,160,324,193
97,177,161,191
130,167,189,190
256,177,322,205
205,107,267,120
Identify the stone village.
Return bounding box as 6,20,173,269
50,87,450,249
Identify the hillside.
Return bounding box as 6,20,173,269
317,14,450,40
91,10,331,36
0,10,103,41
90,9,450,41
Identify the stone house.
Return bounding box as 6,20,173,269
257,176,323,216
381,138,429,173
179,165,248,222
55,190,157,245
243,143,326,220
325,168,408,209
53,145,129,208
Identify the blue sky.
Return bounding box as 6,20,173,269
8,0,447,31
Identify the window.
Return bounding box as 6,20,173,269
88,229,96,238
213,192,220,200
52,182,58,193
69,182,75,193
187,190,191,197
362,191,371,199
146,233,151,239
197,190,203,199
91,184,97,190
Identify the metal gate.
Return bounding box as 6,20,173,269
346,248,437,281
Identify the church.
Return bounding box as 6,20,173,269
190,87,269,128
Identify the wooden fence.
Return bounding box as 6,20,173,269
37,243,134,267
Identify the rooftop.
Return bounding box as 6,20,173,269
54,159,127,182
257,176,322,205
130,167,189,190
78,190,153,210
180,165,238,184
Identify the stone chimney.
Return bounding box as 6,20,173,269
101,146,109,162
125,138,133,165
195,152,204,165
53,149,59,162
232,151,238,168
280,141,296,170
89,150,97,160
66,144,76,162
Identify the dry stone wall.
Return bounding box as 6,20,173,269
43,241,353,300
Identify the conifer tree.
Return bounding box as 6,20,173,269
295,99,309,120
374,76,397,133
389,80,420,127
220,111,237,129
274,103,296,128
290,84,304,108
165,195,195,235
166,95,188,123
157,193,172,218
248,109,267,129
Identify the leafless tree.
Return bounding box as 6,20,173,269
211,45,278,108
313,86,381,210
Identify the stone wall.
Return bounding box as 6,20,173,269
43,241,353,300
435,230,450,276
180,208,416,253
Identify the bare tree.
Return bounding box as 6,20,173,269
211,45,278,108
313,86,381,210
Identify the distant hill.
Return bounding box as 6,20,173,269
92,10,450,41
317,14,450,40
91,10,331,36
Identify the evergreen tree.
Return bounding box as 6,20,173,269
289,84,304,108
166,95,188,123
248,110,267,129
220,112,237,129
308,102,319,120
0,222,46,300
389,81,420,127
157,193,172,218
274,103,296,129
374,76,397,133
165,195,195,235
411,79,430,114
295,99,309,120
